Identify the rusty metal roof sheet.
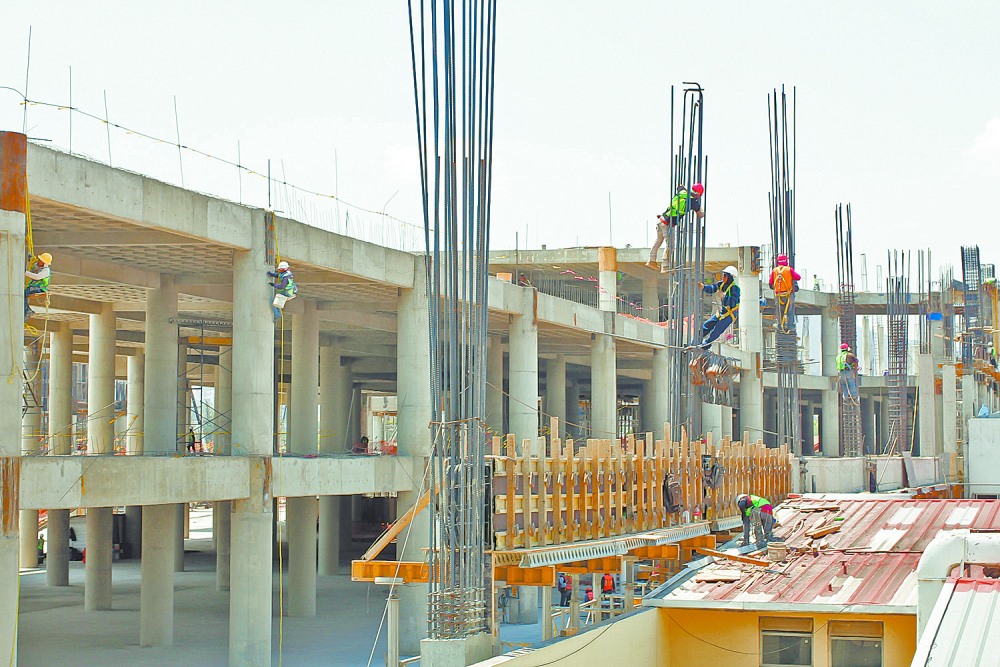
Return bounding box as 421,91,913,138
651,497,1000,610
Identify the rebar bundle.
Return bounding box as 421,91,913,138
917,250,932,355
834,204,863,456
406,0,497,639
885,251,910,453
662,83,707,439
767,86,801,454
941,265,955,361
961,246,984,366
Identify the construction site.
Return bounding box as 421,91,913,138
3,4,1000,667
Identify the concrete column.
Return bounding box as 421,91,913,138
318,342,348,575
737,258,764,439
145,275,178,454
566,381,580,441
140,504,175,646
547,355,567,439
229,209,275,666
568,574,580,630
918,354,938,456
541,587,553,640
396,263,432,654
649,348,669,435
216,345,233,590
509,292,539,447
288,301,318,617
598,247,617,313
126,352,145,455
821,386,840,457
47,325,73,586
173,504,185,572
962,374,976,438
820,306,840,377
85,303,116,611
861,398,876,455
388,591,400,667
0,133,26,663
591,335,617,440
642,277,659,323
486,335,505,435
20,341,41,568
861,316,872,374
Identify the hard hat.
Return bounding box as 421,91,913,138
277,261,289,271
776,254,788,265
723,265,738,279
691,183,705,195
841,343,850,350
736,494,750,503
37,252,52,265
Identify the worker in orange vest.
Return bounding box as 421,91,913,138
769,254,801,333
601,572,615,595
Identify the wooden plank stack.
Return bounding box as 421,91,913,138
490,422,792,551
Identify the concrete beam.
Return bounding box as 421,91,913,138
51,248,161,289
318,309,397,332
271,456,415,497
35,230,203,246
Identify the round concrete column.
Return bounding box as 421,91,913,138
85,303,116,611
216,345,233,590
590,334,617,440
486,334,505,435
318,341,350,575
47,324,74,586
144,275,179,454
546,355,567,440
508,290,539,448
288,302,318,616
20,340,42,568
648,347,669,436
124,352,145,560
140,504,175,646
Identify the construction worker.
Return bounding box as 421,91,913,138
557,572,571,606
646,183,704,271
696,266,740,349
837,343,860,404
769,254,801,333
267,261,297,322
600,572,615,595
737,493,775,547
24,252,52,319
989,343,997,370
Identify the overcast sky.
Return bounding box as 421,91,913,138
3,1,999,286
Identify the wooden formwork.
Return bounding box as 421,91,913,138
490,423,791,550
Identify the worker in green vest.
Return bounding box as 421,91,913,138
737,494,775,547
24,252,52,319
647,183,704,272
267,261,297,322
837,343,860,404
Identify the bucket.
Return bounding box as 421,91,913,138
767,542,788,561
272,293,288,308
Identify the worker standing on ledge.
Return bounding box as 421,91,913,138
737,493,775,548
268,261,297,322
695,265,740,349
837,343,860,404
24,252,52,319
646,183,704,272
769,254,801,333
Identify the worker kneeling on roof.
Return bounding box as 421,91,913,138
267,261,297,322
737,493,775,548
696,265,739,349
24,252,52,319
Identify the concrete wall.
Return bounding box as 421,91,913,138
969,418,1000,495
793,457,866,494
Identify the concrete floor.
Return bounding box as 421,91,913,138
17,510,548,666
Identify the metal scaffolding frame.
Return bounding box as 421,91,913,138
885,251,910,453
767,86,801,455
917,250,932,355
835,204,862,456
663,82,707,440
961,245,985,367
407,0,497,640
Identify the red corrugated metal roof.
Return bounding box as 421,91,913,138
658,497,1000,608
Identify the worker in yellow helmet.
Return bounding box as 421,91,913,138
24,252,52,319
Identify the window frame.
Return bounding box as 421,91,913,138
828,622,883,667
760,629,814,667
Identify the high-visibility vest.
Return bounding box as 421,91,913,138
602,573,614,593
772,265,794,296
743,495,771,516
26,263,49,290
836,350,852,371
665,190,690,217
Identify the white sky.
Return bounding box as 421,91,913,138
3,1,1000,285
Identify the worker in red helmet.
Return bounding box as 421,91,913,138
836,343,860,404
768,254,801,333
647,183,705,272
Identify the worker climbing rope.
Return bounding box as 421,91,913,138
646,183,704,272
267,260,297,323
768,254,800,333
694,265,739,350
836,343,860,404
24,252,52,320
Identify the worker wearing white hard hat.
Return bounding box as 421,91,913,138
267,260,297,322
695,266,740,349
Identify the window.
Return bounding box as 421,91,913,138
830,621,882,667
761,617,812,667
